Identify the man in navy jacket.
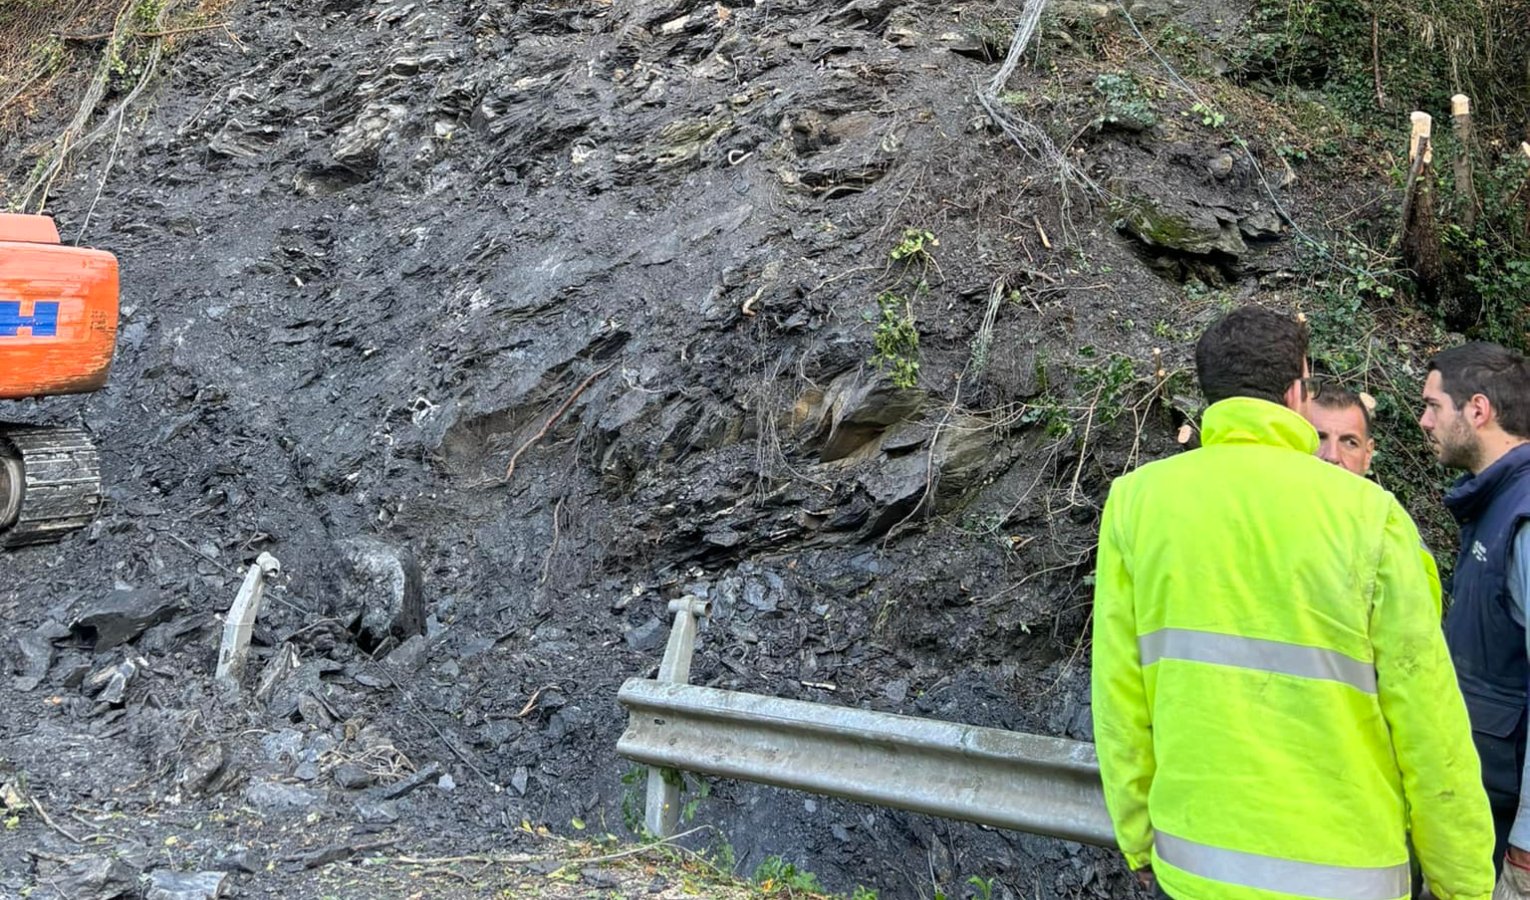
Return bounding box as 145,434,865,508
1422,343,1530,885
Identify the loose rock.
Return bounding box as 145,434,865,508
146,870,229,900
332,537,425,651
70,590,182,651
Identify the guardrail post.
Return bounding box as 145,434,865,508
644,596,711,837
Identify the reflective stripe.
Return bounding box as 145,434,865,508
1139,628,1376,694
1156,831,1409,900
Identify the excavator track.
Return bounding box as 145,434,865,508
0,425,102,548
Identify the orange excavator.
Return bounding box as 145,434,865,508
0,213,118,547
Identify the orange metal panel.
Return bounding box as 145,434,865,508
0,241,120,399
0,213,61,244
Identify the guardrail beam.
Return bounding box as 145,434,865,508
617,678,1113,847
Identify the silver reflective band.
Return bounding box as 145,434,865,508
1156,831,1409,900
1139,628,1376,694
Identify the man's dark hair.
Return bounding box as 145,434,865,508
1428,342,1530,438
1312,384,1372,438
1195,307,1309,405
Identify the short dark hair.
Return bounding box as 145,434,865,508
1427,342,1530,438
1195,307,1309,405
1311,384,1372,438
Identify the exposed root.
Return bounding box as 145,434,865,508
503,363,615,483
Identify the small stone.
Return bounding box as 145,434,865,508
53,655,92,689
87,660,137,706
14,631,53,692
511,766,530,795
333,763,373,790
50,856,139,899
212,848,259,874
623,616,665,653
176,742,226,796
803,798,818,813
582,868,622,888
387,635,429,673
436,773,456,791
377,760,442,799
243,780,323,813
743,580,778,613
355,799,399,824
260,730,304,765
478,720,522,749
146,869,229,900
1239,208,1284,241
883,679,909,703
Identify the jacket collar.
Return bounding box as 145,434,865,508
1444,442,1530,523
1200,397,1318,455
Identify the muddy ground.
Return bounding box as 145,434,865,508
0,0,1395,896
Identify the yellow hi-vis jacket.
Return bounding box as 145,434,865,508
1091,397,1495,900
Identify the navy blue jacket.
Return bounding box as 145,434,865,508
1444,442,1530,809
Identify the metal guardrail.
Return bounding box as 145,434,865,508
618,678,1113,846
614,598,1114,847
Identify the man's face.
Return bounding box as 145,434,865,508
1309,404,1374,476
1420,370,1482,471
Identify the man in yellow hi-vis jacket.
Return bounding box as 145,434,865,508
1092,306,1495,900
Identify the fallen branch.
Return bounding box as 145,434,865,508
287,838,399,869
517,684,556,718
374,852,537,866
561,828,712,866
503,363,614,482
31,797,82,845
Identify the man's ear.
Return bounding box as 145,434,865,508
1469,393,1495,429
1282,378,1305,414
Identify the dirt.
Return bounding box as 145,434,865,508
0,0,1380,897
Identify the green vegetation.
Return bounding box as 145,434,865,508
1238,0,1529,121
869,291,921,389
869,228,938,390
889,227,938,262
753,856,826,894
1187,101,1225,129
1093,71,1159,131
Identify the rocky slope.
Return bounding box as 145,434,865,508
0,0,1356,896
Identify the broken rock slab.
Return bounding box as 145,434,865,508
333,537,425,650
85,658,140,707
355,798,399,824
1112,193,1247,258
44,856,139,900
14,629,53,692
243,780,323,814
146,870,229,900
176,742,228,797
622,616,665,653
71,590,182,651
797,370,927,463
374,760,443,800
